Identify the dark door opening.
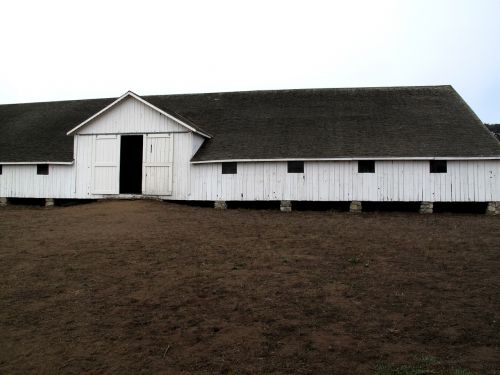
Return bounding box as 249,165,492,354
120,135,143,194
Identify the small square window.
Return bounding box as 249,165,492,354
37,164,49,175
287,161,304,173
222,162,237,174
358,160,375,173
430,160,447,173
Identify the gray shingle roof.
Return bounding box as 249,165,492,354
0,98,114,162
0,86,499,163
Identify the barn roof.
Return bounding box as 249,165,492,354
0,85,499,163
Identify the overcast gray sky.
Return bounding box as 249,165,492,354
1,0,499,122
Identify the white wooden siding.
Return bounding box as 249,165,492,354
143,134,174,196
78,96,186,135
1,160,499,201
0,164,75,198
71,95,196,199
91,135,120,194
188,160,500,202
74,133,187,199
73,132,193,200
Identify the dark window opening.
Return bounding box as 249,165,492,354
430,160,447,173
358,160,375,173
37,164,49,175
0,165,2,175
120,135,143,194
222,162,237,174
288,161,304,173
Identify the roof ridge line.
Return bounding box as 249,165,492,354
144,85,453,98
1,85,454,106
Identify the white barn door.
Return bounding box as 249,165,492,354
91,135,120,194
143,134,173,196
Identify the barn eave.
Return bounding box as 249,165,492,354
190,156,500,164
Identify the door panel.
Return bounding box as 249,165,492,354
92,135,119,194
143,134,173,195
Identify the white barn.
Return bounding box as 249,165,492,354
0,86,499,214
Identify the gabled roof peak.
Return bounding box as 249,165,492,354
65,91,211,138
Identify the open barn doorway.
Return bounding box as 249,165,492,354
120,135,143,194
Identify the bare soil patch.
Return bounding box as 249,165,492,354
0,200,498,374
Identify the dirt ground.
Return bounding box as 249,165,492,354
0,200,498,374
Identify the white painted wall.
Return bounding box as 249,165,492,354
73,132,194,199
189,160,500,202
78,96,186,134
1,159,499,202
0,164,75,198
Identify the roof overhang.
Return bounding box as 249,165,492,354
191,156,500,164
66,91,211,138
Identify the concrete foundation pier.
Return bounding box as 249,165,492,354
419,201,433,214
280,200,292,212
486,201,499,215
349,201,362,213
0,197,8,207
45,198,55,207
214,200,227,209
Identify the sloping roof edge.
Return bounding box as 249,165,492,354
66,91,212,138
448,86,500,146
